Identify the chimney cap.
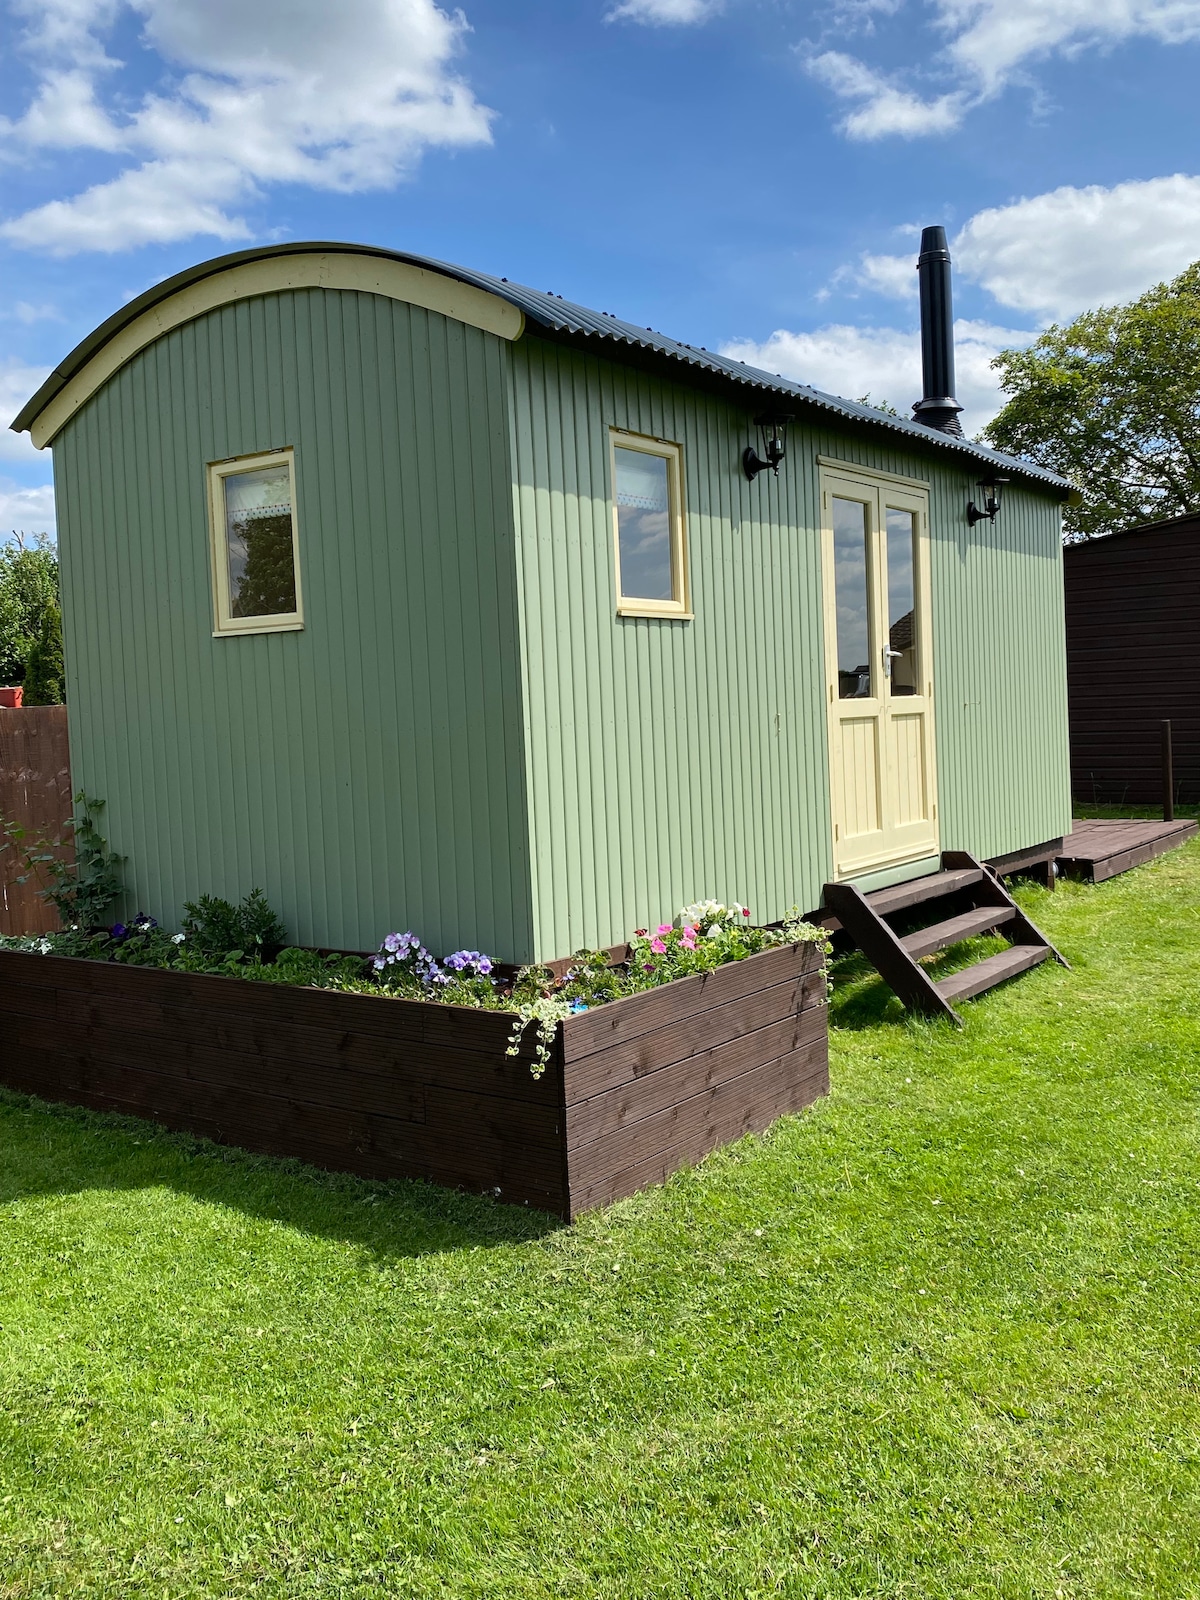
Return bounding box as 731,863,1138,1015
917,225,951,263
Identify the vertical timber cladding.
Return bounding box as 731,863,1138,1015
51,288,535,960
507,338,834,962
508,337,1071,960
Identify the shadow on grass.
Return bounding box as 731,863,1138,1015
828,935,1012,1032
0,1086,561,1260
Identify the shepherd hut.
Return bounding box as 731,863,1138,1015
11,228,1074,997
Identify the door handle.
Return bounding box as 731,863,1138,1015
883,646,902,677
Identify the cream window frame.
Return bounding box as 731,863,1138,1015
610,429,691,619
207,448,304,637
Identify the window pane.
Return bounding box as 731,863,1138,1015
615,447,673,601
833,496,871,698
224,464,297,618
885,507,918,695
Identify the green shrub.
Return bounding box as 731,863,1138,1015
181,889,287,962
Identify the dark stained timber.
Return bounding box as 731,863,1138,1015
1064,515,1200,806
0,940,828,1220
1056,817,1198,883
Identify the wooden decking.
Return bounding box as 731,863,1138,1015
1057,817,1198,883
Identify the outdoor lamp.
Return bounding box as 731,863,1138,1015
967,473,1009,525
743,412,794,481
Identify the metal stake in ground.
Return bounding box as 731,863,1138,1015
1162,719,1175,822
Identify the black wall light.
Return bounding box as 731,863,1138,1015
743,412,794,481
967,473,1009,525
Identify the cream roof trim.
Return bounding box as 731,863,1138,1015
29,251,526,448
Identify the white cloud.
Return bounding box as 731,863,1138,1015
720,319,1036,435
0,0,493,254
0,362,51,462
0,478,56,535
811,0,1200,138
606,0,719,21
857,251,917,299
938,0,1200,95
953,174,1200,320
807,51,964,139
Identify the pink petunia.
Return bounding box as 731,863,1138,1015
650,937,667,954
742,908,750,917
656,924,672,935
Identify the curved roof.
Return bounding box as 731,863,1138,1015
11,239,1070,493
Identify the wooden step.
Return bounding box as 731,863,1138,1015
934,943,1052,1004
824,852,1066,1026
866,868,984,918
900,904,1016,960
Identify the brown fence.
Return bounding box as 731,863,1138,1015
0,706,72,935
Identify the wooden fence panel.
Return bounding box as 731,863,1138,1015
0,706,72,935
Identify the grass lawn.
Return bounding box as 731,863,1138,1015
2,849,1200,1598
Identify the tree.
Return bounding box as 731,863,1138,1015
23,598,65,705
983,264,1200,541
0,533,60,686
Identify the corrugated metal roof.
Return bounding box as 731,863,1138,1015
10,239,1071,494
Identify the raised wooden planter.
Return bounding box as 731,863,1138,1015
0,939,828,1219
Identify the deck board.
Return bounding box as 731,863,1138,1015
1057,818,1198,883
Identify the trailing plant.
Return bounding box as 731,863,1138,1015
0,792,124,929
505,991,575,1079
502,902,829,1078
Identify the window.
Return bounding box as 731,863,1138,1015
610,431,690,618
207,449,303,636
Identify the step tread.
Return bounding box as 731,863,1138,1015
935,943,1052,1004
865,868,984,917
901,904,1017,959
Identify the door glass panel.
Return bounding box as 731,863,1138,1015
833,496,872,698
885,506,918,696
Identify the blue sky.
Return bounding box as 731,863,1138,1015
3,0,1200,537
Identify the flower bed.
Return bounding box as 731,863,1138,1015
0,933,829,1220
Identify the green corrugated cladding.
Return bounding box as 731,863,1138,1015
508,339,1070,960
50,287,1070,964
52,289,534,958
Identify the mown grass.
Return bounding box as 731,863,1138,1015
2,845,1200,1597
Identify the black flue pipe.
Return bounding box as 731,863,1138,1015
912,225,964,437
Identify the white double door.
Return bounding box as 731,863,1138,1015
820,462,939,879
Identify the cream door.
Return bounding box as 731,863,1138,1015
820,463,938,879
